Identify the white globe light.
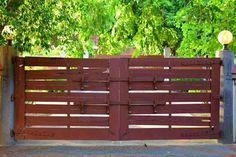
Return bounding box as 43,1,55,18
1,25,16,40
218,30,233,45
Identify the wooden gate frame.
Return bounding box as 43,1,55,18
14,57,221,140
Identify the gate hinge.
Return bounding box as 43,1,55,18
220,60,223,66
212,95,220,100
12,56,17,64
11,94,15,102
11,57,15,64
10,129,15,137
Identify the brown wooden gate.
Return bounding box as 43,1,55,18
14,57,221,140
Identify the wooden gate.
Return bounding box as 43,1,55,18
14,57,221,140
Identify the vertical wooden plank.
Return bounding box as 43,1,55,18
14,57,26,139
119,59,129,139
166,65,172,129
109,58,129,140
109,59,121,140
66,66,71,129
109,82,120,140
211,61,221,134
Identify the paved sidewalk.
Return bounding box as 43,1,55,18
0,144,236,157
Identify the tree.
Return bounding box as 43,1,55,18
175,0,236,57
98,0,183,56
0,0,235,57
0,0,118,57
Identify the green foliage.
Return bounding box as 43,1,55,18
0,0,118,57
175,0,236,57
99,0,181,55
0,0,235,57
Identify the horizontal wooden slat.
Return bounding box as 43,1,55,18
130,104,210,114
24,57,109,67
129,116,210,126
121,128,219,140
26,70,108,81
26,117,109,126
129,58,220,67
81,68,109,73
129,69,211,80
14,128,110,140
26,81,108,90
129,81,211,90
14,128,219,140
25,92,109,103
96,55,163,58
26,105,108,114
130,93,211,102
26,104,210,114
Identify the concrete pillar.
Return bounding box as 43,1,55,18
83,51,89,58
233,78,236,142
164,46,171,58
217,50,235,143
0,46,16,145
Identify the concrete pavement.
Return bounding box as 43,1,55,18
0,141,236,157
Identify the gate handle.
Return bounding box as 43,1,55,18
128,101,132,114
153,99,158,113
128,77,132,90
80,101,85,113
153,99,166,113
80,76,84,90
153,76,163,89
106,99,110,114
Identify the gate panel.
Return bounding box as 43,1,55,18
14,57,110,140
122,58,221,140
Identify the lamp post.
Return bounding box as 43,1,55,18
217,30,235,143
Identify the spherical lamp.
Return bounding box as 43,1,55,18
218,30,233,50
1,25,16,46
